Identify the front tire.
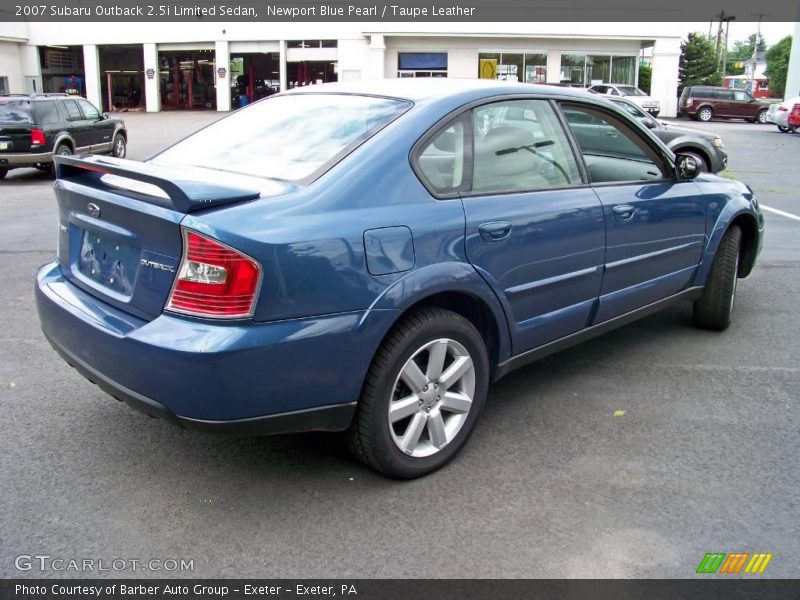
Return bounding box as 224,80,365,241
693,225,742,331
111,133,126,158
347,307,489,479
756,109,768,124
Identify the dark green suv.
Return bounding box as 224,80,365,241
0,93,127,179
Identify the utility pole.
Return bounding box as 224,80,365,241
715,11,726,54
748,14,767,95
721,15,736,77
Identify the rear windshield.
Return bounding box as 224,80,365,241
0,100,33,125
152,94,411,181
617,86,646,96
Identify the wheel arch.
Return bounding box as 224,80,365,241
52,134,75,152
364,263,513,370
695,208,761,286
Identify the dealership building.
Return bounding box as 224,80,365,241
1,22,686,116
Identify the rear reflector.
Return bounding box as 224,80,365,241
166,230,261,318
31,129,46,145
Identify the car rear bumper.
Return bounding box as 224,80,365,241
36,260,396,433
0,151,53,167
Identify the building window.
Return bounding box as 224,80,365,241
398,52,448,78
287,40,337,49
0,77,8,95
586,55,611,85
560,53,586,85
478,52,546,83
561,52,637,87
610,55,636,86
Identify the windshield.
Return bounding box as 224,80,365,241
0,100,33,125
617,86,646,97
152,94,411,181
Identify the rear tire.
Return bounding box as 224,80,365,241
697,106,714,122
0,168,7,180
693,225,742,331
347,307,489,479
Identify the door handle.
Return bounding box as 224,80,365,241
479,221,512,242
612,204,636,222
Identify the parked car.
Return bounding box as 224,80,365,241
605,96,727,172
35,80,763,478
0,93,127,179
679,86,769,123
767,96,800,132
588,84,661,116
789,104,800,130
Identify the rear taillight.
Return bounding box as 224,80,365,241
31,129,46,145
685,98,693,107
166,230,261,318
778,105,788,112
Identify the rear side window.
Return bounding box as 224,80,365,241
152,94,411,181
35,102,63,127
561,104,666,183
62,100,83,121
472,100,580,193
0,100,33,125
416,116,468,195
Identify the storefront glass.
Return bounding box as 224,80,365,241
610,55,636,85
585,54,611,85
560,53,585,85
478,52,547,82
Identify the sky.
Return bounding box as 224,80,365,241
686,21,795,47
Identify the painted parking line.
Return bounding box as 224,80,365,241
760,205,800,223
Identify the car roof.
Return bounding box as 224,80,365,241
283,78,595,102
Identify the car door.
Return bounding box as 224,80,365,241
715,89,737,118
75,98,114,152
60,98,93,151
456,99,606,354
560,102,706,322
732,90,757,119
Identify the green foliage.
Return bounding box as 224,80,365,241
765,36,793,98
679,33,723,92
638,63,652,94
726,33,768,76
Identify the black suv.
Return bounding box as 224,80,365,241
0,93,127,179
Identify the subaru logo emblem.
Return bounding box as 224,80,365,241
87,203,101,218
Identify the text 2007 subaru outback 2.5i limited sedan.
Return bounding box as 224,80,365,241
36,80,763,478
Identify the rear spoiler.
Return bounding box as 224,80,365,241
53,154,262,213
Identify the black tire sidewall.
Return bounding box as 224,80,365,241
56,144,72,156
113,134,126,158
364,311,489,478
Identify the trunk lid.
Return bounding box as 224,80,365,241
53,154,289,320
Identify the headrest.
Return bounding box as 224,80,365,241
475,126,536,178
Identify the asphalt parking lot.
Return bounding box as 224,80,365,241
1,111,798,579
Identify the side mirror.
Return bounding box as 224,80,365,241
643,118,656,129
676,154,700,180
101,112,109,120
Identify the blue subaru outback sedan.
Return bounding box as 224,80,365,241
36,79,763,478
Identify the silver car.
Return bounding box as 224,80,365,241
766,96,800,133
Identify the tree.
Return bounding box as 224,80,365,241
726,33,768,76
679,33,722,93
638,63,652,94
765,36,793,98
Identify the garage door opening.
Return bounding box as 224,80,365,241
287,61,337,88
158,50,216,110
99,45,144,112
229,53,280,109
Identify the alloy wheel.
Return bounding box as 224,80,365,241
388,338,475,458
